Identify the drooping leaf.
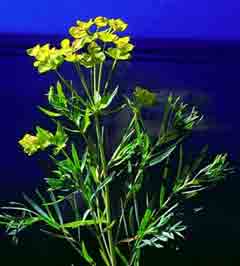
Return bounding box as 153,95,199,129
38,106,62,117
22,193,60,230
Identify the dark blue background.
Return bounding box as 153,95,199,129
1,0,240,40
1,3,240,265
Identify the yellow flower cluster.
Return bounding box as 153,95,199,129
133,87,158,107
27,44,64,73
18,134,42,156
27,17,134,73
18,128,54,156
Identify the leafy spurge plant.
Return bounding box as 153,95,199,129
0,16,235,266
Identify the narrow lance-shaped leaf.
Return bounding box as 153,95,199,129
22,193,60,230
38,106,62,117
99,248,110,266
90,171,115,203
137,208,153,237
63,218,107,228
115,246,129,266
71,143,81,171
148,143,176,167
176,143,184,180
81,240,96,265
100,85,119,109
49,191,63,225
56,81,67,107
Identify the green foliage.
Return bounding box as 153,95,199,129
0,16,235,266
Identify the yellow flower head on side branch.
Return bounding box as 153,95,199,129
18,134,41,156
133,87,158,107
27,44,64,73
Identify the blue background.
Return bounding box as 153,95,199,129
1,1,240,265
0,0,240,39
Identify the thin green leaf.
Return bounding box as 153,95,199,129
99,248,110,266
80,108,91,133
115,246,129,266
100,86,119,109
38,106,62,117
137,208,153,237
49,191,63,225
81,146,88,173
56,81,67,107
35,190,57,223
158,97,171,143
0,206,37,215
71,143,81,171
81,241,96,265
23,193,50,220
148,144,177,167
191,144,209,173
23,193,60,229
128,206,135,236
176,143,183,180
63,219,107,228
90,172,115,203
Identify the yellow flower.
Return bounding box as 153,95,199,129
76,19,94,30
94,16,108,27
106,39,134,60
18,134,41,156
65,53,82,63
108,18,128,32
98,31,118,42
87,41,101,54
69,19,94,39
69,26,88,39
133,87,158,107
60,39,73,55
106,47,131,60
114,36,130,48
79,53,96,68
27,44,41,57
27,44,64,73
72,38,91,51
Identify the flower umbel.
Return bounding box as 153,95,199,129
18,134,41,156
27,44,64,73
133,86,158,107
27,17,133,73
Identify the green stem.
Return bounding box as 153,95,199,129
133,196,140,228
75,63,93,104
96,196,112,261
94,114,117,266
160,156,170,208
98,62,103,94
55,70,87,107
93,65,97,102
103,59,117,95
